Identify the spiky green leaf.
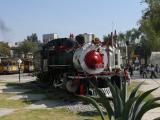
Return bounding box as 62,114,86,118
143,97,160,107
115,83,124,113
132,87,159,120
129,81,144,100
135,103,160,120
90,81,114,119
107,81,122,119
122,96,139,120
120,79,127,105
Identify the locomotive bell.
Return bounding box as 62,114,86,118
73,43,108,74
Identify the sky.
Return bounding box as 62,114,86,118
0,0,147,44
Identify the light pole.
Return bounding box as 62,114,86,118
125,40,129,65
125,44,128,64
17,59,22,83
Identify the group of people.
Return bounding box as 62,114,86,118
126,63,159,79
140,64,159,78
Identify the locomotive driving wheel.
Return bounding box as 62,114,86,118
65,79,80,93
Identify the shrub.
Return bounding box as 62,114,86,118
79,80,160,120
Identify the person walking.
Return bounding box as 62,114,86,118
139,65,143,75
150,64,157,79
146,64,150,74
129,64,133,77
142,65,147,78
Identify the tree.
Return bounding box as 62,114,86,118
117,28,141,46
134,35,151,64
17,33,41,58
117,28,141,62
140,0,160,51
0,42,10,57
27,33,39,43
117,32,125,45
103,34,111,42
18,39,39,58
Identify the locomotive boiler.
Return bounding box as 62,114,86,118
39,35,127,95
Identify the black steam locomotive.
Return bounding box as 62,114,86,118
38,35,128,95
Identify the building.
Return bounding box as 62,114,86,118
149,52,160,65
43,33,58,44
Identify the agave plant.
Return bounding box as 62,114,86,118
79,80,160,120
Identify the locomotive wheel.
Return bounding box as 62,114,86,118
66,80,79,93
53,74,62,87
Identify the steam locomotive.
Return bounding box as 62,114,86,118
38,34,128,95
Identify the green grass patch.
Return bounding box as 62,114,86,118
0,98,35,109
0,108,103,120
0,93,35,108
0,82,7,86
0,93,15,99
127,81,138,93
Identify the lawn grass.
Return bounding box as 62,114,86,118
0,82,105,120
0,82,37,108
0,93,35,108
0,93,14,99
127,80,138,93
0,108,103,120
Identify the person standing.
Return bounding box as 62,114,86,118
150,64,157,79
155,64,159,73
129,64,133,77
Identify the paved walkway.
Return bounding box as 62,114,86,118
0,108,15,117
0,73,36,83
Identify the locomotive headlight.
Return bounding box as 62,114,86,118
73,43,108,74
84,50,104,69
